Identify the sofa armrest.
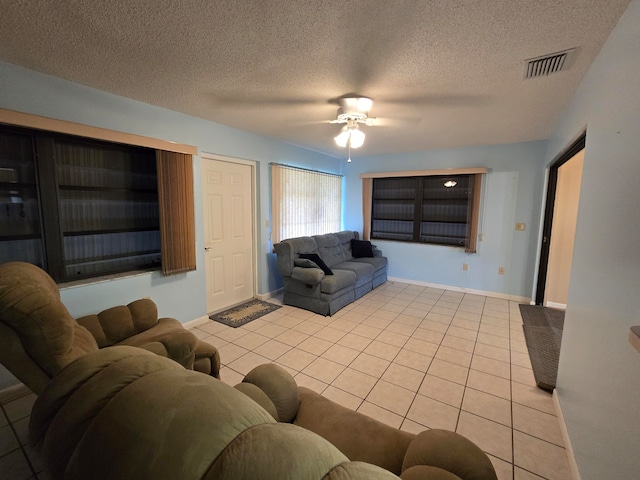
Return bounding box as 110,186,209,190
401,430,498,480
291,266,324,285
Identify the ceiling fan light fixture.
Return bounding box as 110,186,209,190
349,127,365,148
334,127,350,147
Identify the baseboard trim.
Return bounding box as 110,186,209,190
182,316,210,329
0,382,31,404
386,277,531,303
545,301,567,310
257,288,283,301
553,391,581,480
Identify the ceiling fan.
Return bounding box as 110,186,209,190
329,96,377,160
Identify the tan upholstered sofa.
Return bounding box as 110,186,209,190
0,261,219,394
30,346,498,480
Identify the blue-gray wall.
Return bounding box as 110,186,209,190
545,0,640,478
341,141,547,299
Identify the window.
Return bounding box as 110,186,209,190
1,125,162,282
365,170,484,252
271,164,342,243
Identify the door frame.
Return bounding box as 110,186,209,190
200,152,258,311
534,132,586,305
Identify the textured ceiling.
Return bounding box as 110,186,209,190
0,1,631,158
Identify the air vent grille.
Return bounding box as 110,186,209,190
525,49,575,79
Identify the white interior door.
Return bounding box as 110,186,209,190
202,157,255,313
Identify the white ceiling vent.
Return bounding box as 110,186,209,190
524,48,577,79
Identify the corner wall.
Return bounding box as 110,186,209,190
341,141,547,299
545,0,640,478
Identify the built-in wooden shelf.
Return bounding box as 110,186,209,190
629,326,640,354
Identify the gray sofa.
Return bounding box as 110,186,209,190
273,231,388,315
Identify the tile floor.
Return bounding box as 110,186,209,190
0,281,571,480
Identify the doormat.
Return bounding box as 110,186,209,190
209,300,281,328
519,305,565,392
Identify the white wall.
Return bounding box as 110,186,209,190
545,0,640,478
341,141,547,299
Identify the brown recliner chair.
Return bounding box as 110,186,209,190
0,261,219,395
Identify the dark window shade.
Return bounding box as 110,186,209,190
156,151,196,275
371,173,481,251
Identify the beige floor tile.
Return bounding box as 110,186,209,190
450,319,480,334
381,363,425,391
276,347,317,371
404,338,439,357
322,344,360,366
400,418,428,435
394,349,433,372
488,454,514,480
453,311,482,323
255,323,288,339
477,332,510,349
226,352,272,376
418,374,465,408
479,323,510,339
242,318,270,331
419,319,450,333
322,386,363,411
446,325,479,342
431,305,458,316
349,352,391,377
11,417,28,446
366,380,415,416
275,329,310,347
363,316,392,329
441,335,476,353
513,431,571,480
363,340,401,361
466,369,511,400
412,328,444,344
457,411,513,463
252,339,292,360
511,365,536,387
218,343,250,364
458,303,484,314
357,401,403,429
381,303,406,313
376,330,409,348
232,331,270,350
327,318,358,333
435,345,472,367
462,388,512,427
351,324,383,339
336,332,373,351
425,312,454,324
512,403,564,447
510,338,528,354
297,336,334,356
394,315,423,327
402,307,428,319
474,343,511,363
510,351,533,369
511,383,555,415
331,367,378,398
219,367,244,387
302,357,346,384
273,315,305,329
0,424,20,456
195,321,227,335
294,373,328,393
314,326,346,343
369,309,400,321
215,327,250,342
428,359,469,385
292,320,325,335
471,355,511,380
385,322,417,337
514,467,545,480
483,309,511,321
406,394,459,431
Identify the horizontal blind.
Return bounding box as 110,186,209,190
271,164,342,244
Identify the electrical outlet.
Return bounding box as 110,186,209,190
498,267,505,275
463,263,468,271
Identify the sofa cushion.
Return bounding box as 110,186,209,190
314,233,347,267
333,262,374,287
350,256,388,273
321,269,357,294
351,239,374,258
299,253,333,275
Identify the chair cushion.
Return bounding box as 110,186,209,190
299,253,333,275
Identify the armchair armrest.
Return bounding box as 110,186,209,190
291,266,324,285
401,430,498,480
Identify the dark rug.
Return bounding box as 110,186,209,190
519,305,565,392
210,300,281,328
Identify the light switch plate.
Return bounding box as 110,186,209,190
516,223,526,231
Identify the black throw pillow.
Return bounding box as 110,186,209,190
351,239,374,258
298,253,333,275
